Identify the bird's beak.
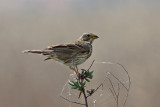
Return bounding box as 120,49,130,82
92,35,99,40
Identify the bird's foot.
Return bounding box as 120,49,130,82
70,68,80,77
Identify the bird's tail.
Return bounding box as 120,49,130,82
22,50,44,54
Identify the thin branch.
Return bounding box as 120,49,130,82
104,63,130,107
87,83,103,98
87,77,106,98
82,88,88,107
108,76,121,107
116,63,131,90
87,60,95,71
107,77,117,99
117,83,120,99
60,95,85,106
116,63,131,107
109,88,116,101
108,73,128,107
116,83,120,107
109,63,131,107
110,72,128,91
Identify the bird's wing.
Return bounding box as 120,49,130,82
43,44,88,62
45,44,86,54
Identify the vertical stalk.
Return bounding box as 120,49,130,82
82,88,88,107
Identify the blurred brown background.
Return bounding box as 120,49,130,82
0,0,160,107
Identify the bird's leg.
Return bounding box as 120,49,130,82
70,66,80,76
75,65,79,73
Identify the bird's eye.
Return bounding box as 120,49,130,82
87,34,90,37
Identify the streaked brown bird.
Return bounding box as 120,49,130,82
23,33,99,75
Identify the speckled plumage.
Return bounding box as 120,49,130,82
23,33,99,69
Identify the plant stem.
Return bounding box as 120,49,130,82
82,88,88,107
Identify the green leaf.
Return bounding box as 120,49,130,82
90,71,94,74
85,78,90,82
69,81,80,90
78,87,83,91
81,81,86,87
74,81,79,86
71,86,78,89
87,90,91,94
88,75,93,79
85,71,90,76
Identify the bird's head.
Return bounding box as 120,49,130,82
78,33,99,44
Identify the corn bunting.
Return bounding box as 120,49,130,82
23,33,99,75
